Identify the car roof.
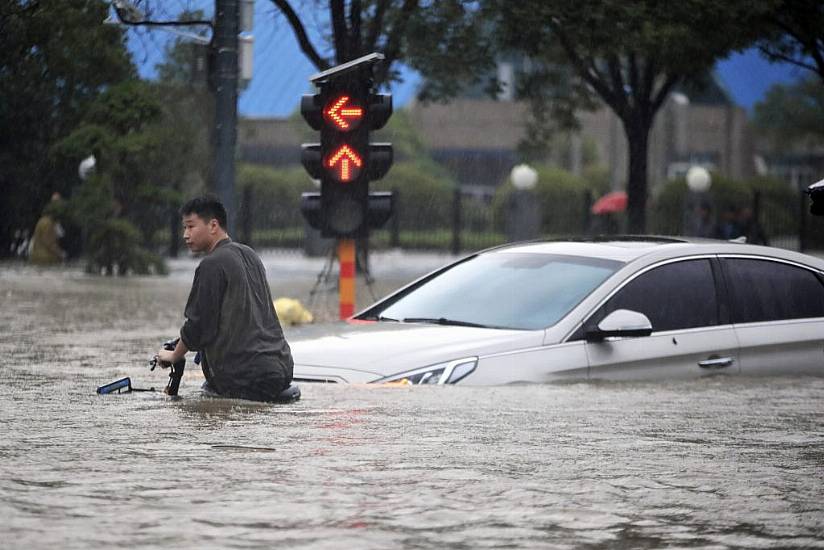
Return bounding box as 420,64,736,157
485,236,692,263
483,236,824,267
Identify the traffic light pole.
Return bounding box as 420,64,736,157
338,239,357,318
213,0,239,236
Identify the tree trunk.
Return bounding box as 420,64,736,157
623,118,651,234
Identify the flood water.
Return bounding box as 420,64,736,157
2,261,823,549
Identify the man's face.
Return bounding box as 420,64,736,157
182,213,216,253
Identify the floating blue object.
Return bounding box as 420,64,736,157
97,377,132,395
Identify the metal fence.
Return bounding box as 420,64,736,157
234,186,821,256
667,190,818,252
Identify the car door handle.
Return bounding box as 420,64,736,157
698,356,735,369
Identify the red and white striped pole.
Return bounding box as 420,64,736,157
338,238,356,319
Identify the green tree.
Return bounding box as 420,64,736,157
271,0,495,96
53,80,191,274
754,77,824,148
757,0,824,85
491,0,774,232
0,0,135,257
152,16,214,253
514,58,599,163
236,164,313,233
154,10,211,86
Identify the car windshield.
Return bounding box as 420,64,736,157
374,253,623,330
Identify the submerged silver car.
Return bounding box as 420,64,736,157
288,238,824,384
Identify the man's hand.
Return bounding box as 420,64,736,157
156,337,189,366
156,348,178,365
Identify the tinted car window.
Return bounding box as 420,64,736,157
721,258,824,323
374,253,622,330
587,259,719,333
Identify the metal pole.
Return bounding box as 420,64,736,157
338,239,356,319
752,190,762,245
213,0,239,236
240,184,253,246
390,190,401,248
451,187,461,255
800,188,808,252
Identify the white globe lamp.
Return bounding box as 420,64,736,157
686,166,711,193
511,164,538,191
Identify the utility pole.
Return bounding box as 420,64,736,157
212,0,239,236
109,0,244,235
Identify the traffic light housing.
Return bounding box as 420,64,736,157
300,53,394,238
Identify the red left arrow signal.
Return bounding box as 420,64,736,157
326,144,363,182
324,96,364,130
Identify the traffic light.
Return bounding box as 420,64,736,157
300,53,394,238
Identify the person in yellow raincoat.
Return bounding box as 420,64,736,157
29,193,66,265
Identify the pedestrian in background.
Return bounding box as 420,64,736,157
714,205,740,240
29,192,66,265
685,201,715,238
737,206,768,245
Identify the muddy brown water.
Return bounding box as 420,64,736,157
1,261,823,549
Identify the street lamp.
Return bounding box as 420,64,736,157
511,164,538,190
686,165,711,193
684,165,712,237
507,164,540,241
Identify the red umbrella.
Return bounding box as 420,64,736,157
591,191,628,215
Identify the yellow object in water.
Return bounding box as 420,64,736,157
273,298,314,326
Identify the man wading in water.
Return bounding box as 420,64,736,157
156,195,294,401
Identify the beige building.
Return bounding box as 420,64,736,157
238,117,301,166
403,95,755,192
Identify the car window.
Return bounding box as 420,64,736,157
721,258,824,323
586,259,719,334
374,253,623,330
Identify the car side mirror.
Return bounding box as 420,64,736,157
585,309,653,343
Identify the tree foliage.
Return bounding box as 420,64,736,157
271,0,496,98
757,0,824,84
152,18,214,196
490,0,774,232
754,77,824,148
152,9,212,88
511,55,600,163
0,0,135,257
53,80,192,274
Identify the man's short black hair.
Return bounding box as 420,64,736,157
180,194,227,228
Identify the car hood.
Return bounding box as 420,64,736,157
285,321,544,382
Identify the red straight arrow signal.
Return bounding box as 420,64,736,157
324,96,364,130
326,144,363,182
